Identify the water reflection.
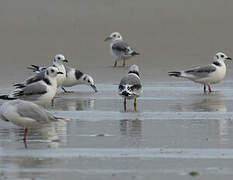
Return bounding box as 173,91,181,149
190,93,227,112
0,120,68,149
0,156,59,180
218,119,231,144
120,119,142,137
53,98,95,111
170,93,227,112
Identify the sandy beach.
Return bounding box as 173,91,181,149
1,0,233,180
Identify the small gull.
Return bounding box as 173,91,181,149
28,64,97,93
105,32,140,67
27,54,68,87
0,99,65,145
62,66,97,93
0,67,63,105
118,64,143,111
168,52,232,93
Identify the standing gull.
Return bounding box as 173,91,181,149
118,64,142,111
0,67,63,105
28,64,98,93
27,54,68,87
0,100,64,146
168,52,231,93
61,66,97,92
105,32,140,67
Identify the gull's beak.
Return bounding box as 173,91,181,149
90,84,98,92
226,57,232,61
57,72,64,74
63,59,68,63
104,37,112,41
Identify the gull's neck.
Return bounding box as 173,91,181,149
44,75,57,88
52,63,66,74
212,59,225,67
128,71,140,78
111,38,123,43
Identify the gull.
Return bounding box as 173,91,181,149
61,66,97,93
0,66,63,106
168,52,232,93
28,64,98,93
104,32,140,67
27,54,68,87
118,64,143,111
0,99,65,146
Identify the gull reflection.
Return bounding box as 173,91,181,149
190,93,227,112
11,119,68,148
170,93,227,112
53,98,95,111
120,119,142,137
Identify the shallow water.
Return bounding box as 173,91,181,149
1,0,233,179
1,82,233,180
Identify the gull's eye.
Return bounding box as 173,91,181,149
221,55,224,58
119,85,124,90
51,69,54,73
113,34,116,37
83,77,86,81
88,80,90,83
118,36,120,38
57,57,61,60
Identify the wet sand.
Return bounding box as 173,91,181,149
1,0,233,180
1,83,233,180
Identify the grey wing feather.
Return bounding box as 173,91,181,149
112,41,130,55
185,64,216,78
120,74,141,86
15,83,47,101
25,71,45,85
16,102,51,122
119,74,142,95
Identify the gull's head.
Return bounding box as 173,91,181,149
214,52,232,62
104,32,123,42
128,64,140,77
53,54,68,64
82,74,98,92
46,66,64,78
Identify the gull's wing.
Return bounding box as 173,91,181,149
184,64,216,78
112,41,131,56
16,101,52,123
25,71,45,85
14,82,47,101
119,74,142,95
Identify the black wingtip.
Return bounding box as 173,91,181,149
0,95,16,100
13,83,26,88
131,51,140,56
168,71,181,77
27,65,40,71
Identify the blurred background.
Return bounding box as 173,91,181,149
0,0,233,84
